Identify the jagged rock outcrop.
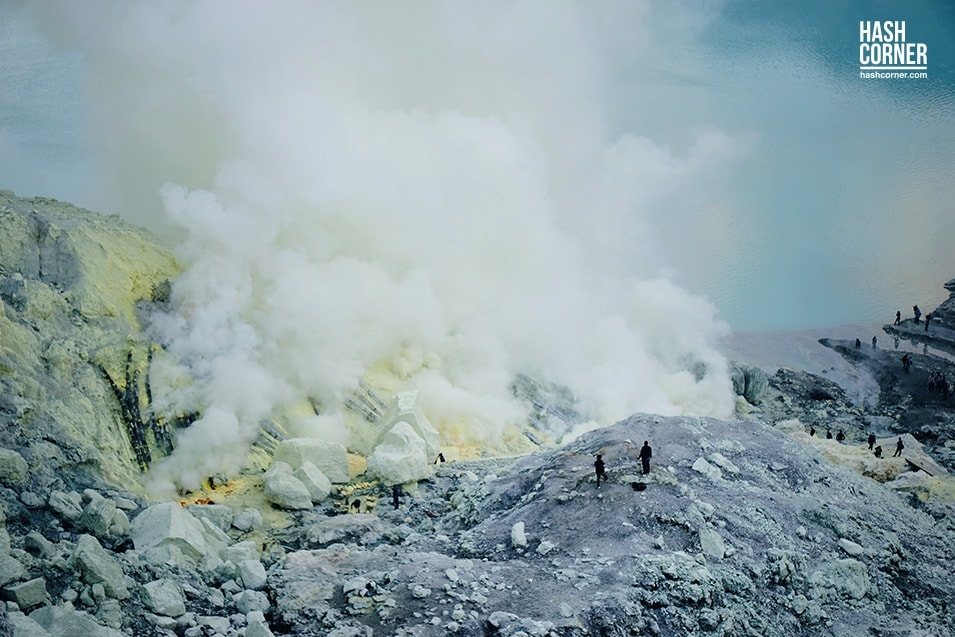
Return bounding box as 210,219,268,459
0,191,179,489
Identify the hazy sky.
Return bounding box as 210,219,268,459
3,1,953,331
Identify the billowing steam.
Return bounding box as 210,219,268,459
31,1,737,495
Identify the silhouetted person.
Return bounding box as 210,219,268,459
639,441,653,475
874,445,883,458
867,433,876,450
594,454,607,487
872,335,877,349
392,484,400,509
855,338,861,348
894,310,901,325
901,353,912,373
826,429,833,439
434,453,446,464
913,305,921,324
836,430,846,442
925,313,931,331
809,426,816,437
893,437,904,457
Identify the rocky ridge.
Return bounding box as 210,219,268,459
0,193,953,636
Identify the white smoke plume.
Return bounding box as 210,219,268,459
30,1,739,495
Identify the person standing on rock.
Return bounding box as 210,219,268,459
594,454,607,487
872,335,877,349
836,430,846,442
925,313,931,331
809,426,816,437
894,310,901,325
893,438,905,458
826,429,833,439
867,433,876,450
639,441,653,475
392,484,401,509
914,305,921,324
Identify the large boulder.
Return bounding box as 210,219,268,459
70,535,129,600
2,578,50,611
294,462,332,503
366,421,432,485
0,449,28,485
142,579,186,617
0,554,26,587
262,463,313,510
374,391,441,462
29,604,126,637
130,502,208,560
273,438,350,484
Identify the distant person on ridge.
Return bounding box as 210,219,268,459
913,305,921,324
925,313,931,331
855,338,861,348
836,430,846,442
594,454,607,487
392,484,400,509
893,437,904,457
809,426,816,437
639,441,653,475
826,429,833,439
874,445,883,458
894,310,901,325
872,335,877,349
867,433,876,450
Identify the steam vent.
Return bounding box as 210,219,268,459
1,191,954,636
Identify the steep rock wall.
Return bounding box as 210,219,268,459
0,191,178,490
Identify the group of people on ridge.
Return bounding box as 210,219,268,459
810,426,904,458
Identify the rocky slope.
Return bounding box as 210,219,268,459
0,193,953,637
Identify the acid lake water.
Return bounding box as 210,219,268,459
1,1,953,332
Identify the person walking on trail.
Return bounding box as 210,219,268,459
914,305,921,324
392,484,400,509
639,441,653,475
893,437,905,457
867,433,876,451
925,313,932,331
594,454,607,487
872,335,877,349
894,310,901,326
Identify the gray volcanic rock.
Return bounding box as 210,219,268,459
0,190,178,490
261,414,955,636
1,193,953,637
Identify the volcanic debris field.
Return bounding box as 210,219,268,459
1,191,954,636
